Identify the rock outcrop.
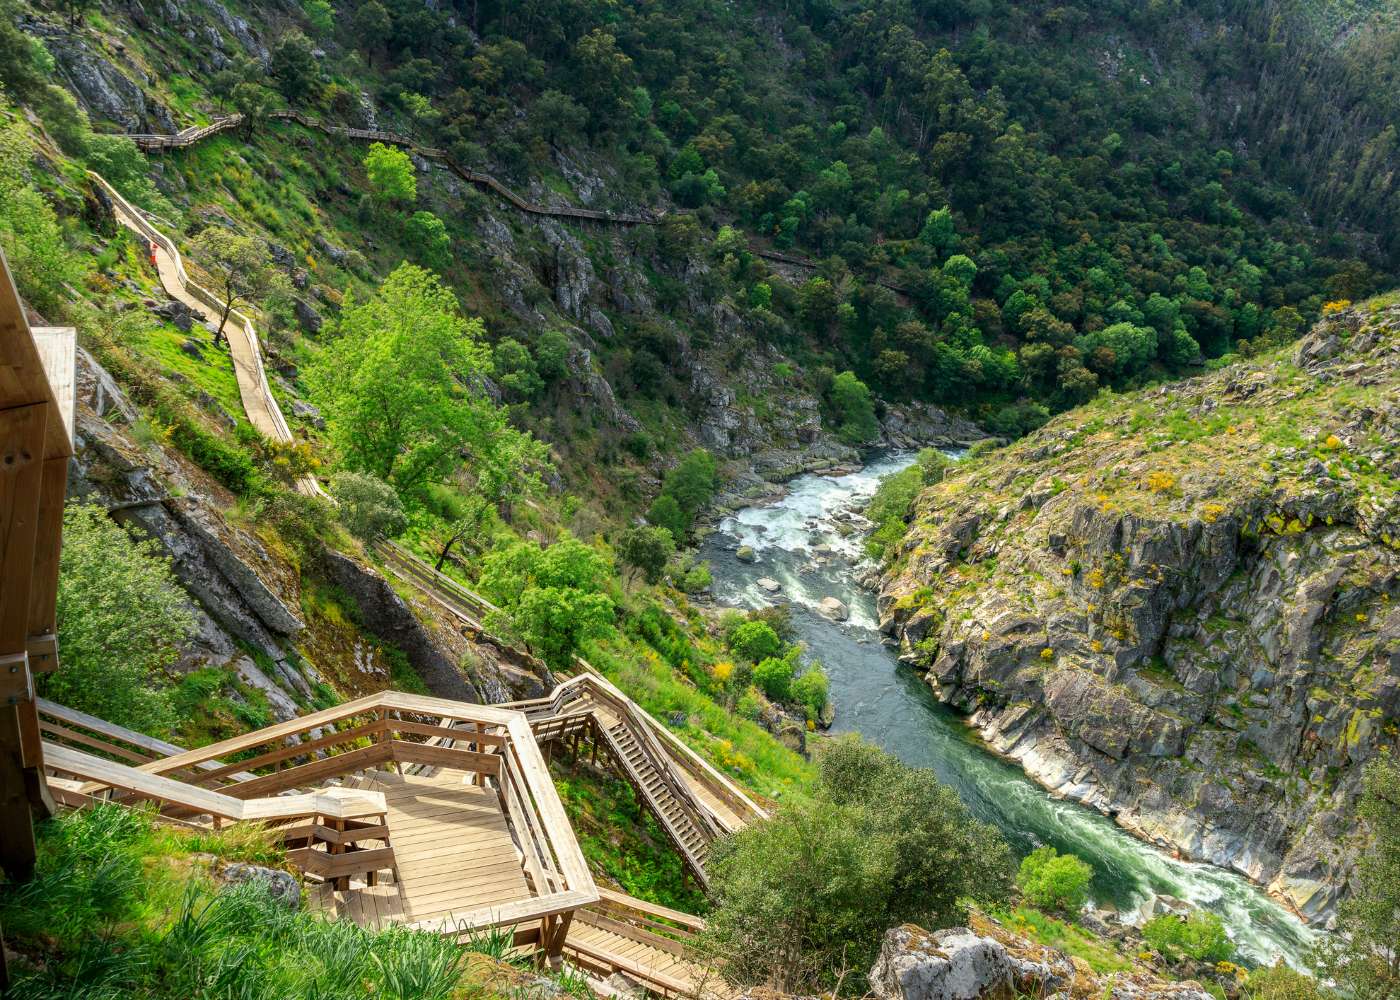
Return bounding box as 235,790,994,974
879,304,1400,924
868,918,1216,1000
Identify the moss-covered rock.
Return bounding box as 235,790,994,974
879,302,1400,924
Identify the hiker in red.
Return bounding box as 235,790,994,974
149,241,158,267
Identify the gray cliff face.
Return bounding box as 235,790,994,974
69,348,539,715
878,306,1400,924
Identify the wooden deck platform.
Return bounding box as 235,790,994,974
309,769,530,930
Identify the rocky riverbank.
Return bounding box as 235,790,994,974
878,303,1400,926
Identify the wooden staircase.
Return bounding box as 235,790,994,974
598,713,713,877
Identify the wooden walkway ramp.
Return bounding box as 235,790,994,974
307,769,531,930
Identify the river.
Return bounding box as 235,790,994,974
698,451,1318,969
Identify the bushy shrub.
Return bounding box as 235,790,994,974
702,737,1012,994
1016,845,1093,914
1143,911,1235,963
1245,962,1330,1000
331,471,407,542
40,503,196,734
728,620,783,662
791,667,829,719
753,655,795,701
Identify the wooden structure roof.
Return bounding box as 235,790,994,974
0,249,74,883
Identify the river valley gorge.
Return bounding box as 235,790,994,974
701,453,1320,969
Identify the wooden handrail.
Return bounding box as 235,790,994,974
42,741,387,822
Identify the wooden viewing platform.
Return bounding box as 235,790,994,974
37,692,739,995
41,691,599,960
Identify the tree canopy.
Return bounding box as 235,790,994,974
308,263,541,502
701,737,1012,993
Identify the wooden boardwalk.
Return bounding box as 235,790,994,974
308,770,531,929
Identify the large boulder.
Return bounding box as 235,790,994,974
869,925,1014,1000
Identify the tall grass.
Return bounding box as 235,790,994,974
0,805,500,1000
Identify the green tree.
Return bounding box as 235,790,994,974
0,122,81,314
529,90,588,146
702,737,1011,993
534,330,571,382
270,31,318,101
303,0,334,37
188,228,279,345
646,494,688,545
405,210,450,270
1143,911,1235,964
307,263,500,498
792,667,829,719
480,537,615,668
828,371,879,445
329,471,406,542
616,525,674,585
662,449,720,518
40,504,196,734
753,656,795,702
728,620,783,662
1016,845,1093,913
492,338,542,399
1245,963,1331,1000
364,141,417,208
1314,757,1400,1000
352,0,389,65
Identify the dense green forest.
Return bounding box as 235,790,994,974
117,0,1398,434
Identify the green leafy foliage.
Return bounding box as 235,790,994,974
480,536,615,668
0,805,508,1000
1015,845,1093,914
404,210,451,270
39,503,196,735
309,264,542,503
828,371,880,445
0,119,81,314
188,227,281,342
702,737,1012,993
1244,962,1333,1000
752,655,795,702
791,666,829,720
643,449,720,542
616,524,674,584
1142,911,1236,964
727,620,783,663
330,471,407,542
364,141,417,206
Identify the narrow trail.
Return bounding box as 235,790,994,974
89,170,325,497
125,111,912,295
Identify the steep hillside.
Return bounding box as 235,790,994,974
879,297,1400,924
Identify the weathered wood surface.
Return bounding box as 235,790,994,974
42,741,388,822
310,770,531,928
0,249,73,884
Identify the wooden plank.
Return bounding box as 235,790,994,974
39,721,150,764
595,887,707,931
0,403,46,660
31,329,74,450
387,740,501,777
224,742,393,798
137,692,387,775
504,716,595,895
193,720,387,784
288,846,396,879
46,741,246,818
385,719,508,746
